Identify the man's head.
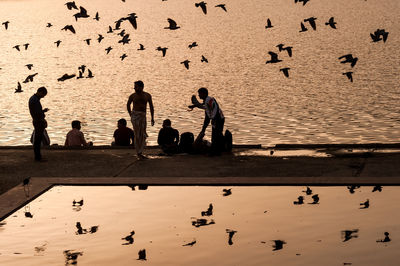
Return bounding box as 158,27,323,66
118,118,127,129
36,87,47,98
71,120,81,130
162,119,171,128
134,80,144,93
198,87,208,100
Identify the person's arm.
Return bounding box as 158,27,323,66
80,131,88,146
65,134,69,146
157,129,163,146
201,113,210,134
174,129,179,144
127,95,133,116
148,94,155,126
130,129,135,145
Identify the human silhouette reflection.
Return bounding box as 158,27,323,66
201,204,213,216
192,218,215,227
293,196,304,205
24,204,33,218
272,240,286,251
76,222,99,234
226,229,237,245
138,185,148,190
64,250,83,265
376,232,391,243
122,231,135,245
342,229,358,242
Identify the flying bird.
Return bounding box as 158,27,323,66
87,69,94,78
304,17,317,30
97,34,104,43
188,42,198,49
370,29,389,43
2,21,10,30
65,1,78,10
57,73,76,81
360,199,369,209
13,45,20,51
343,72,353,82
299,22,308,32
25,64,33,70
126,13,138,29
215,4,227,12
195,2,207,15
325,17,337,29
280,67,290,78
164,18,180,30
46,23,53,28
84,38,91,45
54,40,62,47
156,46,167,57
118,29,126,37
295,0,310,6
105,46,113,54
181,60,190,70
339,54,358,67
61,25,76,34
118,34,131,44
107,26,113,33
23,43,29,50
120,54,128,61
201,55,208,63
15,82,23,93
266,51,282,64
23,73,38,83
93,12,100,21
73,6,90,21
265,18,273,29
138,43,145,50
276,44,293,57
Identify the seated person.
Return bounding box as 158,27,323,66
112,118,135,146
157,119,179,154
65,120,92,147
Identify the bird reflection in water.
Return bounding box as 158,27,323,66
182,239,197,247
122,231,135,245
76,222,99,235
309,194,319,204
222,188,231,196
138,185,148,190
201,203,213,216
293,196,304,205
372,185,382,192
192,218,215,227
376,232,391,243
64,250,83,265
226,229,237,245
347,185,360,194
272,240,286,251
360,199,369,209
24,204,33,218
138,249,146,260
302,186,312,195
342,229,359,242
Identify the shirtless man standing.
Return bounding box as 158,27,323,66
127,80,155,159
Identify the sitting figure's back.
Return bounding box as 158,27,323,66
113,118,135,146
65,120,91,147
158,119,179,154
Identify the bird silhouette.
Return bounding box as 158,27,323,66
164,18,180,30
126,13,138,29
25,212,33,218
84,38,91,45
138,249,146,260
15,82,23,93
2,21,10,30
65,1,78,10
215,4,227,12
226,229,237,245
265,18,273,29
195,2,207,14
122,231,135,245
293,196,304,205
46,23,53,28
325,17,337,29
156,46,167,57
376,232,391,243
192,218,215,227
277,44,293,57
138,43,145,50
61,25,76,34
25,64,33,70
201,203,213,216
120,54,128,61
181,60,190,69
118,29,126,37
372,185,382,192
183,239,197,246
295,0,310,6
347,185,360,194
93,12,100,21
105,46,113,54
266,51,282,64
72,199,84,206
272,240,286,251
77,71,84,79
339,54,358,68
107,26,113,33
23,73,38,83
76,222,86,234
87,69,94,78
23,43,29,50
73,6,90,21
188,42,198,49
360,199,369,209
370,29,389,43
55,40,62,47
13,45,20,51
97,34,104,43
302,186,312,195
299,22,308,32
342,229,358,242
78,65,86,73
118,34,131,45
280,68,290,78
310,194,319,204
304,17,317,30
201,55,208,63
57,73,76,81
222,188,231,196
343,72,353,82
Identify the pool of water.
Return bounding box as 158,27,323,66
0,185,398,265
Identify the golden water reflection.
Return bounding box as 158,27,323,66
0,185,399,265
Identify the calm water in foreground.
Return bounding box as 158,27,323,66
0,186,399,265
0,0,399,146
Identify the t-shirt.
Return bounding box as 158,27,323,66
157,127,179,146
65,129,87,147
113,127,134,146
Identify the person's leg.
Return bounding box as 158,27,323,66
211,117,224,155
33,124,44,161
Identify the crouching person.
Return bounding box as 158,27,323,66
157,119,179,155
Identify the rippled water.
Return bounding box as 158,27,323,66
0,0,399,146
0,186,399,265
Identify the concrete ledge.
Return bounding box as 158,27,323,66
2,176,400,222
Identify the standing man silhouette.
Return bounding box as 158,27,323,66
28,87,49,161
127,80,155,159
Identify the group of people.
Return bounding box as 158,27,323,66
28,80,227,161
